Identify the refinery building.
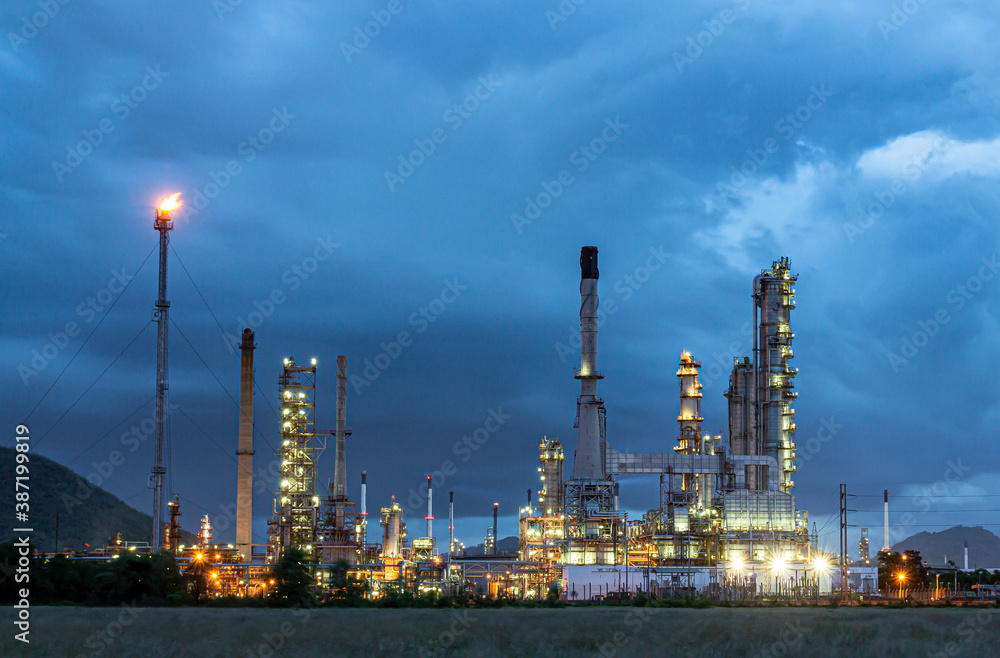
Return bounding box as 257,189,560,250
141,202,824,602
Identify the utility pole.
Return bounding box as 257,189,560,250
839,483,848,602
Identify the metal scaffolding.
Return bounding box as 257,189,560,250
268,357,324,561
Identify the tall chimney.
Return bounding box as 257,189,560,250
448,491,454,569
571,246,604,480
964,540,969,571
882,490,889,551
426,476,433,540
360,470,367,517
492,502,499,555
235,328,255,562
360,470,368,547
335,356,348,499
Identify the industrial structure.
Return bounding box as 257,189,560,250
149,194,179,551
133,213,828,600
235,329,255,562
516,248,817,598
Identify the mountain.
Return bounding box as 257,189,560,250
0,446,195,551
893,526,1000,569
460,535,520,557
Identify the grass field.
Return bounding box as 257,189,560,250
2,606,998,657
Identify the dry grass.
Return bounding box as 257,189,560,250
2,606,998,657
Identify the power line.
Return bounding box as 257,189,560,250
121,489,149,504
172,404,239,466
878,523,1000,528
67,396,154,464
854,509,1000,514
169,317,276,454
170,243,283,425
9,240,158,446
853,494,1000,498
32,322,152,450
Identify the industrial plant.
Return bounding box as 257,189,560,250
68,198,839,600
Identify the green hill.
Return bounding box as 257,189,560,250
0,446,194,551
894,526,1000,568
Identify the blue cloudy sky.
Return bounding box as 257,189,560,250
3,0,1000,559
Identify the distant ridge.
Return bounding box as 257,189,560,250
0,446,195,550
893,526,1000,568
461,535,519,557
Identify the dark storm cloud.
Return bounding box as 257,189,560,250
3,0,1000,550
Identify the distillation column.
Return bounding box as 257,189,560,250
334,355,348,527
754,257,798,493
269,357,320,560
537,437,564,517
726,357,759,488
675,352,704,505
236,329,255,562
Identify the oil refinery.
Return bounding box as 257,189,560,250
71,199,835,600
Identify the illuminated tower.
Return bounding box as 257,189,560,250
563,246,617,564
199,514,213,549
675,351,703,454
537,437,564,517
675,352,704,506
725,358,755,456
754,257,797,493
150,194,180,551
269,357,320,560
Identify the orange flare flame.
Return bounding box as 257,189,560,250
159,193,182,212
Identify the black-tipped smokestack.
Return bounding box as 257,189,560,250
581,246,599,280
492,502,499,555
527,488,532,506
